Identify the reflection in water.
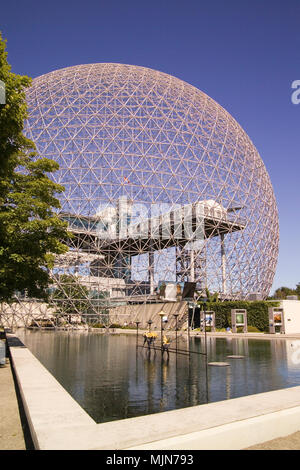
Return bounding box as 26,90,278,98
17,330,300,424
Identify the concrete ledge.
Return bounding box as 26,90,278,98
128,406,300,450
7,332,300,450
89,328,300,341
7,334,94,449
191,331,300,340
34,388,300,450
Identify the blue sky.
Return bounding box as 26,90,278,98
1,0,299,294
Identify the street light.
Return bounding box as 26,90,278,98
201,297,209,404
173,313,179,352
158,310,167,351
135,321,141,348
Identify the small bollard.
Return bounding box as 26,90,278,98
0,340,6,367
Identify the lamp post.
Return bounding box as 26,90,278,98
201,297,209,403
173,313,179,353
187,303,192,343
202,297,208,352
158,310,166,351
135,321,141,348
146,319,153,349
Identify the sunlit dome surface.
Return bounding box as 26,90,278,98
24,63,279,299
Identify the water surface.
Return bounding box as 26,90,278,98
17,330,300,423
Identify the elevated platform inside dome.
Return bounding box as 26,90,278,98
60,202,246,255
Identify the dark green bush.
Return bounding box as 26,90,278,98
90,323,106,328
247,325,262,333
198,300,279,332
109,323,122,329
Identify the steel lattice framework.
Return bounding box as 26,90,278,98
8,63,279,327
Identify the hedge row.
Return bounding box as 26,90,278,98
197,301,280,332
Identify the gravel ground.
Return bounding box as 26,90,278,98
0,355,26,450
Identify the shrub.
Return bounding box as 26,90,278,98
247,325,262,333
197,300,279,332
90,323,106,329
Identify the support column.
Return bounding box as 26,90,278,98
220,233,227,295
189,249,195,282
149,250,154,295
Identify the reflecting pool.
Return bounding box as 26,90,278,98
17,330,300,423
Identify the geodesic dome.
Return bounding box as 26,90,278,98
24,63,279,306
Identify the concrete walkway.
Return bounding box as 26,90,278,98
0,354,26,449
247,432,300,450
189,330,300,340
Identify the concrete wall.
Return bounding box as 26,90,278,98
0,301,56,329
281,300,300,335
7,332,300,450
109,300,187,329
2,299,300,335
0,300,188,331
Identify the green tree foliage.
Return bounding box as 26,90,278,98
51,275,109,322
204,288,219,302
51,275,91,315
0,33,70,301
273,285,299,300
